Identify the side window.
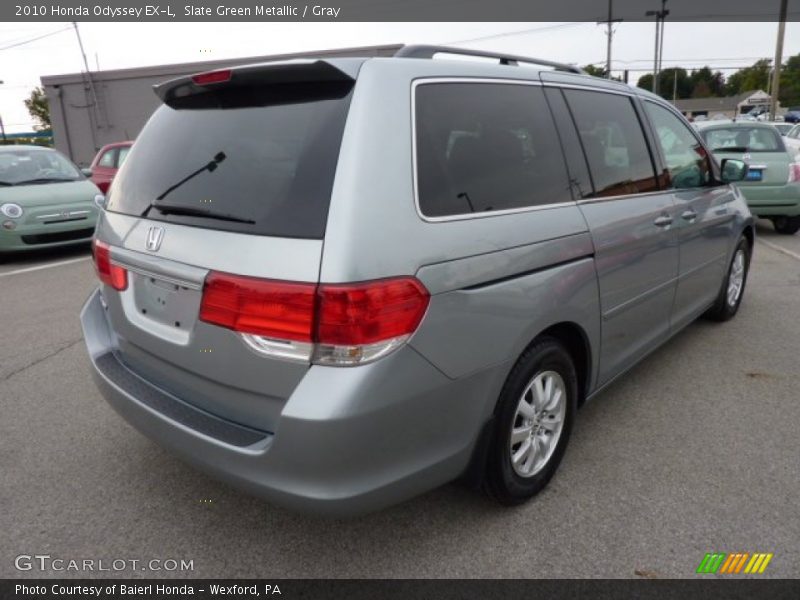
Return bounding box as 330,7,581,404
543,87,594,199
97,149,116,168
645,102,710,189
563,89,658,197
116,146,131,167
415,83,572,218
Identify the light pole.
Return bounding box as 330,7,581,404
646,0,669,96
0,80,6,144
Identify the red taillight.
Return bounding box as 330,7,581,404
198,272,430,363
199,273,316,342
788,163,800,183
317,278,430,345
191,69,232,86
92,239,127,291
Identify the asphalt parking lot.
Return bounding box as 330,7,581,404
1,221,799,579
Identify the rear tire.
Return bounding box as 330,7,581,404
705,237,750,322
484,337,577,505
772,216,800,235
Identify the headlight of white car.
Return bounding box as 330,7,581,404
93,194,106,209
0,203,24,219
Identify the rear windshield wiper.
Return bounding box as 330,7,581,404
12,177,77,185
145,202,255,224
712,146,748,153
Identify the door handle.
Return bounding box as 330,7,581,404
681,209,697,222
654,215,673,228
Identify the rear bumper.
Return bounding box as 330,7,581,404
81,288,502,515
739,183,800,216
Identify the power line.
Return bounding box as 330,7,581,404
445,22,588,45
0,26,72,52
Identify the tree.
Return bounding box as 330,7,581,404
23,86,50,131
582,64,607,78
636,68,691,100
689,66,725,96
637,73,654,92
691,80,712,98
779,54,800,109
726,59,772,96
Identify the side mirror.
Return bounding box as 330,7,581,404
81,167,93,177
720,158,748,183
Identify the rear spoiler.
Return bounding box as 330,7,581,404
153,59,362,105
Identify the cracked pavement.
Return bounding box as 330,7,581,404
1,224,799,578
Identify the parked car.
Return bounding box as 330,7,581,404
88,141,133,194
777,122,800,159
783,109,800,124
772,123,795,136
0,145,102,254
699,122,800,234
80,46,754,515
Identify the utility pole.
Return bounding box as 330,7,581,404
0,80,5,144
770,0,787,120
72,22,101,150
598,0,623,79
673,70,678,103
646,0,669,96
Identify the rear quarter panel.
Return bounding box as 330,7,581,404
322,59,601,394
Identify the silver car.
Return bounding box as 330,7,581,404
81,46,754,515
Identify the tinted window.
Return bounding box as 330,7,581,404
98,149,116,168
645,102,711,189
415,83,572,217
107,82,353,239
543,87,594,199
700,126,785,153
564,90,658,197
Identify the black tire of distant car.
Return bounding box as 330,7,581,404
772,216,800,235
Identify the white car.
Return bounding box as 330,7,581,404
782,123,800,160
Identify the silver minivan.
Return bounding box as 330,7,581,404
81,46,754,515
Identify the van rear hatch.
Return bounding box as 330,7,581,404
96,60,360,433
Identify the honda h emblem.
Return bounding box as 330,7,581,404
146,226,164,252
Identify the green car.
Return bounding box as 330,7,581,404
698,122,800,234
0,145,102,253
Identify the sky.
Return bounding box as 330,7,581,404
1,20,799,133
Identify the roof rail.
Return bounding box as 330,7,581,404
394,45,585,75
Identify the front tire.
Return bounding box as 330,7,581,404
772,216,800,235
484,337,577,505
705,237,750,322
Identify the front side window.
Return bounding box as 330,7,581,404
116,146,131,167
645,102,711,189
563,90,658,197
98,149,116,168
415,82,572,218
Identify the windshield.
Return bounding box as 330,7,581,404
107,81,353,239
0,148,81,185
700,127,784,153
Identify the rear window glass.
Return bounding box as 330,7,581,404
700,126,784,153
106,81,353,239
415,83,572,218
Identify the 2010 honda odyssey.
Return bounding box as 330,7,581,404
80,46,754,515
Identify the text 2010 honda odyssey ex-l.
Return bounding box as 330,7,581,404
81,46,754,515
